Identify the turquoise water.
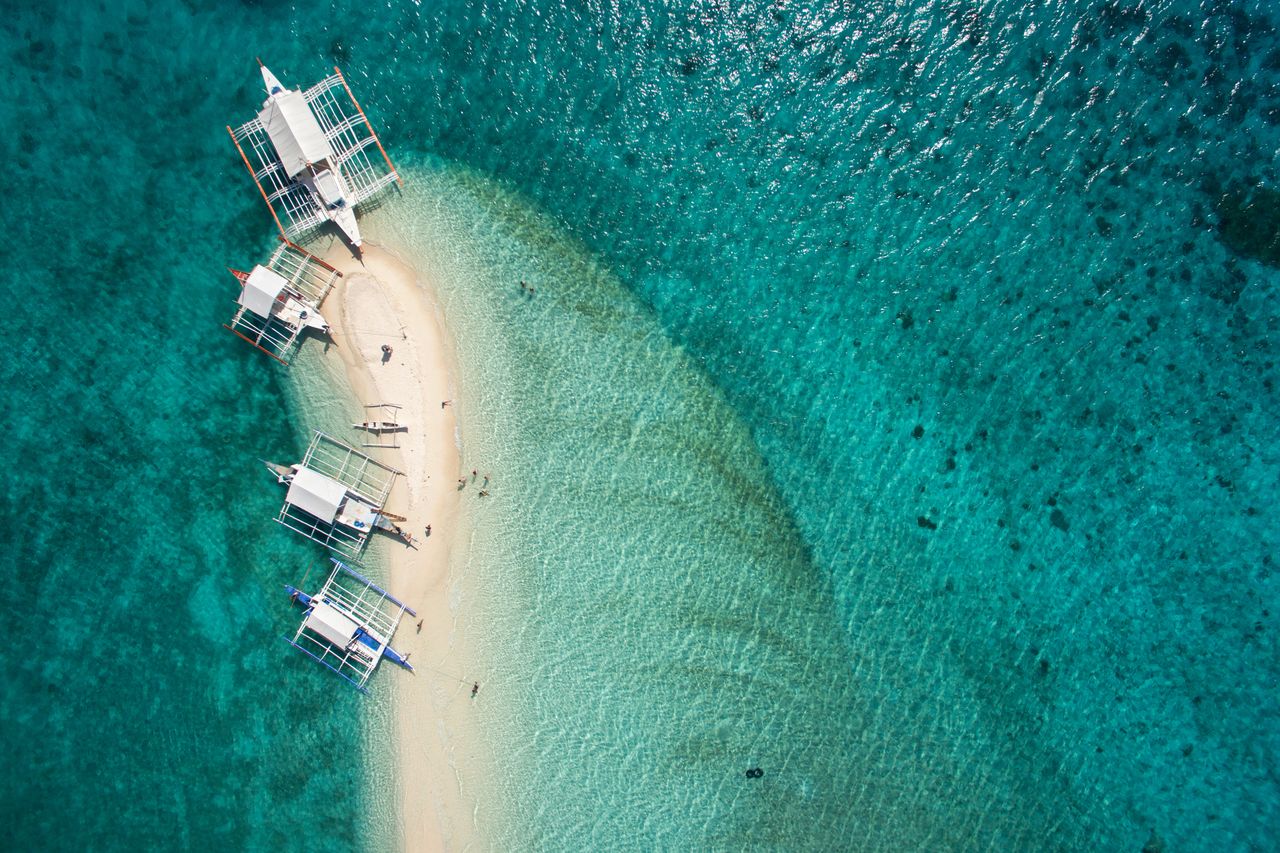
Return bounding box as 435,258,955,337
5,1,1279,850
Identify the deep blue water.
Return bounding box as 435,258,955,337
4,0,1278,850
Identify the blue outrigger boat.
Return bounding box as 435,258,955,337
284,558,416,693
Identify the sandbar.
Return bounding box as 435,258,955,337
319,240,492,852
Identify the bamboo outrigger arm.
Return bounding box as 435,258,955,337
334,66,404,187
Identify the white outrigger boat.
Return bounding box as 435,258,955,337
352,421,405,433
263,431,413,556
228,63,401,253
284,558,415,694
351,403,406,448
225,238,341,364
236,264,331,335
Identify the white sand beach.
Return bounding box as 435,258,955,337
320,241,493,852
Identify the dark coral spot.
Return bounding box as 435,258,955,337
1050,508,1070,532
1215,184,1280,268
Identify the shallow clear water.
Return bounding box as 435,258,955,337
5,0,1279,850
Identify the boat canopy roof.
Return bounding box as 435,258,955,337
239,265,288,317
285,466,347,524
304,601,359,648
258,87,333,179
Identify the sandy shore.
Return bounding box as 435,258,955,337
319,240,489,852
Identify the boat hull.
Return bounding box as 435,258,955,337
352,422,407,433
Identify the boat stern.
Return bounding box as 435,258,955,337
301,308,330,334
333,207,362,253
383,646,414,671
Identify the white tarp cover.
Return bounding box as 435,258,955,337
285,466,347,524
338,498,377,530
305,601,359,648
240,265,287,317
258,89,333,179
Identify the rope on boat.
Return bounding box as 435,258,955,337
299,560,317,589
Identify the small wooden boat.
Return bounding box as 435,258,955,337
353,403,406,448
285,584,413,671
352,421,407,433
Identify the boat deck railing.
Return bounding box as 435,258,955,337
305,74,399,208
300,431,400,509
265,239,340,307
227,305,307,365
230,118,328,242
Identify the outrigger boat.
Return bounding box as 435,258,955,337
352,420,406,433
263,431,414,557
232,265,331,336
352,403,406,448
284,558,415,693
225,239,341,364
264,459,412,547
228,63,401,252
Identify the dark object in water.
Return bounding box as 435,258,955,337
1215,184,1280,269
1049,508,1070,532
745,767,764,779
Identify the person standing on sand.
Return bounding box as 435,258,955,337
471,682,479,698
425,524,432,537
416,619,423,634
